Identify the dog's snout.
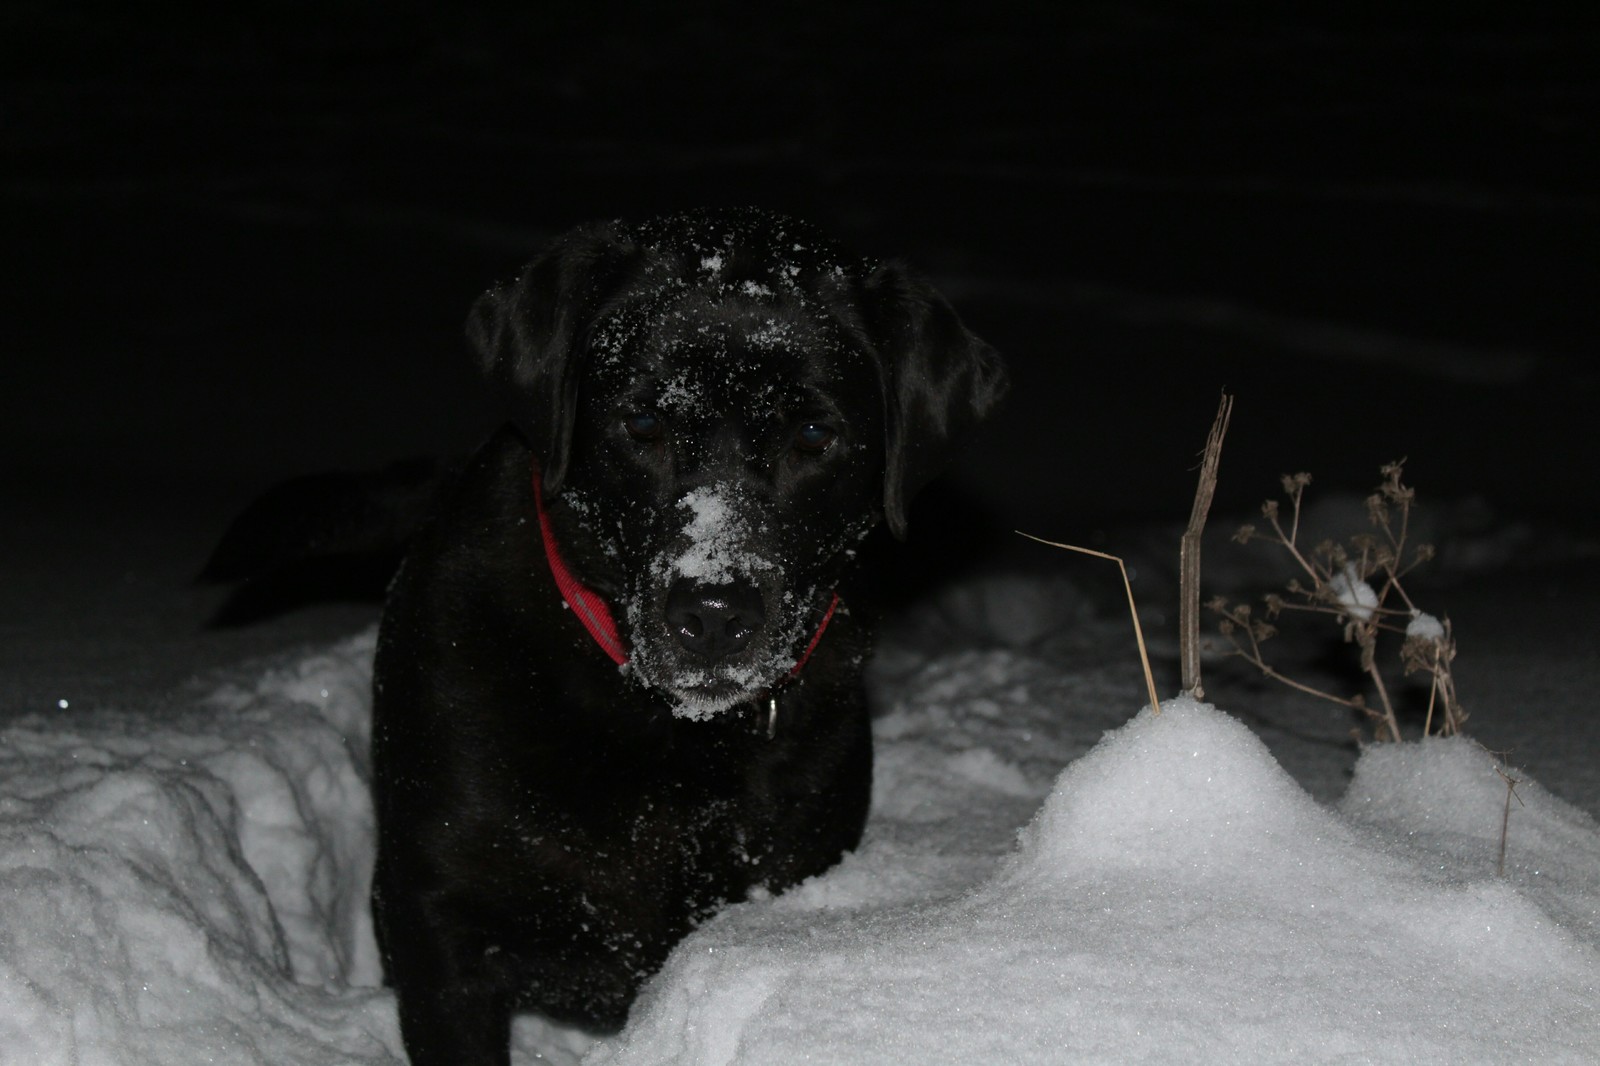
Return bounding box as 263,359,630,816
666,580,764,659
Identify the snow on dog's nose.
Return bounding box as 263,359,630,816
624,482,794,719
662,483,776,586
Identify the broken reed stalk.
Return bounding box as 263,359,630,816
1180,392,1233,698
1017,533,1163,716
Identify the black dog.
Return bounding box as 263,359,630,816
369,208,1005,1065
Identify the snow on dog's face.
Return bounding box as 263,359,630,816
561,277,884,718
467,208,1007,717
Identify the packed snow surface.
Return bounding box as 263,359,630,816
2,580,1596,1065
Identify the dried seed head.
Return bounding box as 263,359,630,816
1379,461,1413,505
1318,540,1346,568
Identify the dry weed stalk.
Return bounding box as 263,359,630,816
1207,461,1466,742
1491,753,1525,876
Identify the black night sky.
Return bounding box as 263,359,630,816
4,2,1598,702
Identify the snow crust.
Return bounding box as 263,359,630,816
3,582,1597,1064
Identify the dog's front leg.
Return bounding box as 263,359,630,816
379,893,516,1066
396,982,512,1066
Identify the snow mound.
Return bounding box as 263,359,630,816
1341,735,1600,943
0,630,401,1066
589,699,1600,1065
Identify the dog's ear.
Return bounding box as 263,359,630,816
861,263,1008,540
467,222,634,492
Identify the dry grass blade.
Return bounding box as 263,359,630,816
1017,532,1163,717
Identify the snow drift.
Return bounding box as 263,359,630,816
593,700,1599,1065
2,585,1596,1065
0,632,399,1065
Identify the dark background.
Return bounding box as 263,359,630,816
4,2,1598,704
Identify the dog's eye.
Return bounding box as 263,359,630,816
794,422,836,453
624,412,663,441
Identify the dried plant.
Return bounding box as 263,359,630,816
1488,750,1524,876
1207,461,1466,742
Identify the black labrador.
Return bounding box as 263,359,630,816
369,208,1005,1065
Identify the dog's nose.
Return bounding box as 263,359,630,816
666,580,764,659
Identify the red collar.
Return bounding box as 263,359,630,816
532,465,837,677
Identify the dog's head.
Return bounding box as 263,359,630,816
468,208,1006,717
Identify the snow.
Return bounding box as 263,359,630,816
0,632,398,1064
1328,562,1380,622
1408,610,1447,640
3,578,1598,1064
660,485,776,586
595,700,1600,1066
